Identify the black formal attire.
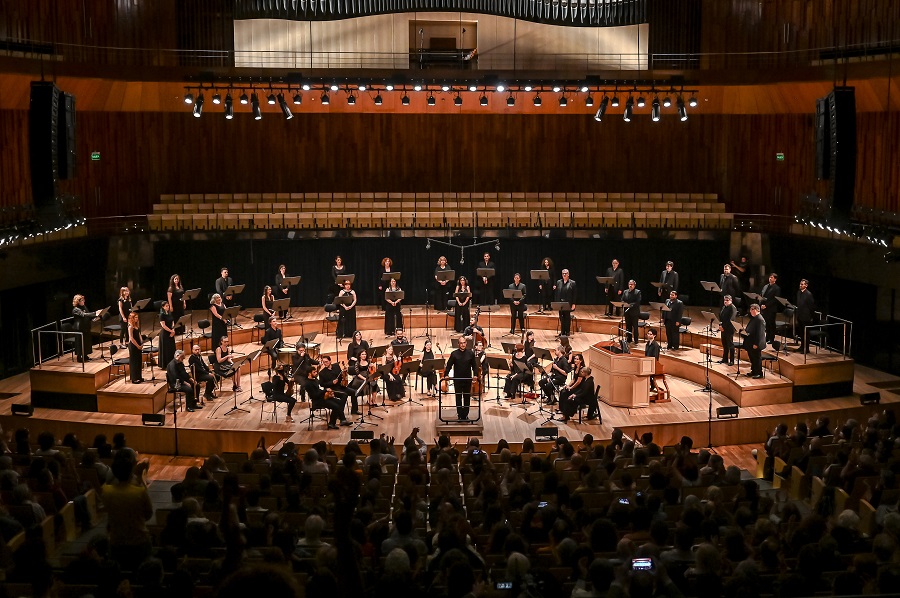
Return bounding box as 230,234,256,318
446,347,478,420
760,282,781,343
645,339,660,390
541,355,571,403
555,278,577,336
346,339,369,364
504,354,533,398
118,297,132,343
539,266,555,311
658,269,680,297
275,271,290,318
330,265,347,303
559,370,585,418
348,360,378,413
128,324,144,383
291,353,319,400
213,346,236,384
384,288,404,334
744,313,766,377
796,289,817,353
166,358,197,410
663,298,684,349
305,377,346,426
72,304,95,361
454,289,471,333
189,352,217,398
475,350,489,388
159,312,176,368
477,259,496,305
605,267,625,316
621,287,642,343
508,282,527,333
421,349,439,393
169,286,186,333
262,295,275,320
384,361,406,402
376,267,395,311
719,303,737,365
215,276,233,305
261,324,284,370
318,364,349,401
270,371,297,417
337,289,357,339
463,324,484,341
719,273,741,307
210,303,228,347
434,266,453,311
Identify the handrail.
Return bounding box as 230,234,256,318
802,321,849,365
32,323,85,371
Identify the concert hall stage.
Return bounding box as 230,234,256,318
4,306,893,457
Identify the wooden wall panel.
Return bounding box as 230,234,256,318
0,109,30,210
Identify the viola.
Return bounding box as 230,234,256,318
339,360,348,386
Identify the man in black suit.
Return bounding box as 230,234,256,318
645,329,660,391
261,316,284,373
796,278,817,354
291,344,319,401
189,344,217,401
445,336,478,420
759,272,781,344
555,269,577,337
663,290,684,350
658,261,679,297
166,350,199,411
508,273,527,334
318,355,348,401
71,294,100,362
743,304,766,378
215,267,234,305
719,264,741,308
477,252,496,306
621,279,642,344
718,295,737,366
604,259,625,316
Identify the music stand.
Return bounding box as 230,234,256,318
279,275,301,318
175,314,192,340
399,360,422,406
261,338,280,373
486,355,510,405
502,289,524,337
239,349,264,404
551,301,571,336
419,357,444,396
223,306,241,346
595,276,614,286
743,292,764,307
393,343,414,359
272,297,291,321
531,269,551,313
332,295,354,345
501,342,518,354
335,274,356,285
775,296,798,347
731,320,748,378
435,269,456,312
476,267,495,306
382,272,401,283
532,346,552,362
224,284,246,327
700,280,722,308
141,329,161,383
650,281,671,298
649,301,671,353
369,345,388,360
611,300,630,338
385,290,405,334
132,298,151,312
181,289,202,337
223,353,252,415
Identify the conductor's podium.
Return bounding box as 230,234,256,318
586,341,655,408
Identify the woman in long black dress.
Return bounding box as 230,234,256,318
538,257,556,314
434,256,452,311
346,331,369,365
167,274,187,333
383,346,406,402
377,257,394,312
384,277,404,336
210,293,228,347
330,255,347,303
421,340,438,397
158,301,177,368
117,287,132,344
261,285,276,320
215,335,242,392
348,349,378,412
337,280,357,338
454,276,472,333
127,312,144,383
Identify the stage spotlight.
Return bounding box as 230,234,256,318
224,94,234,119
689,95,698,107
441,84,450,92
330,84,339,92
552,85,561,93
611,94,620,107
495,242,500,252
559,96,568,107
469,84,477,92
480,94,488,106
320,92,330,105
524,84,533,92
302,83,311,91
496,83,506,92
240,92,249,105
637,95,646,108
427,93,436,106
278,93,293,119
183,92,194,104
357,84,367,91
594,96,609,122
267,92,276,105
651,97,661,122
251,93,261,120
454,94,462,106
426,239,431,249
413,83,422,92
374,93,383,106
347,93,357,105
507,94,515,107
385,83,394,91
663,95,672,108
624,97,634,122
533,94,542,107
585,95,594,107
401,94,410,105
212,92,221,105
293,93,302,105
677,96,688,121
192,93,204,118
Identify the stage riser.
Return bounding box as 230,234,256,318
30,368,108,395
792,381,855,403
30,391,98,412
96,390,167,415
660,355,793,408
781,359,855,386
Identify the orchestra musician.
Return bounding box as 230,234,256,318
718,295,737,366
463,316,484,342
209,293,228,346
444,336,478,420
454,276,472,333
604,259,625,317
261,285,276,320
743,304,766,379
189,344,217,401
621,279,642,344
759,273,781,344
291,344,319,401
796,278,817,354
167,274,187,334
558,354,584,421
383,346,406,402
478,252,496,306
503,343,534,399
166,350,200,412
318,355,348,401
719,264,741,308
474,340,489,388
117,287,132,344
421,340,439,397
330,256,347,303
558,366,598,422
390,327,409,348
305,366,351,429
127,312,144,384
377,257,395,312
158,301,177,368
275,264,290,318
72,294,99,362
348,349,379,413
384,277,404,336
555,269,577,337
644,329,660,391
541,345,571,404
215,267,233,305
434,256,452,312
337,280,357,339
658,261,680,297
261,316,283,374
523,330,536,361
663,290,684,350
508,273,527,334
214,335,242,392
269,365,298,423
346,331,370,364
537,257,556,314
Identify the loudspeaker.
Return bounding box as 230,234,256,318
815,98,830,180
11,404,34,416
827,87,856,221
716,405,739,419
29,81,60,207
141,413,165,426
535,426,558,440
57,92,76,180
350,430,374,440
859,392,881,405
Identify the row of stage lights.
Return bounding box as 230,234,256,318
183,84,699,122
794,216,891,248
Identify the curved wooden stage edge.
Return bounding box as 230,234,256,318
2,306,896,457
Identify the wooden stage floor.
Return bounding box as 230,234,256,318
4,306,897,457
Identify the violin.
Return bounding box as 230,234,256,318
340,360,348,386
392,358,402,376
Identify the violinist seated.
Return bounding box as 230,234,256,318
267,365,298,423
503,343,535,399
291,344,319,401
540,345,572,405
559,367,599,423
317,355,348,401
384,348,407,402
261,316,283,374
463,317,484,343
389,328,409,347
306,367,352,429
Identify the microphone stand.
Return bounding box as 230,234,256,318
353,372,381,428
416,291,433,339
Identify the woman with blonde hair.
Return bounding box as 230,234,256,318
209,293,227,347
127,312,144,383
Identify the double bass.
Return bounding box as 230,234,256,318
470,306,486,346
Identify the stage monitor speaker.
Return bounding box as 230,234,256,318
11,404,34,416
29,81,60,207
57,92,76,180
859,392,880,405
351,430,374,440
827,87,856,221
141,413,165,426
535,426,558,440
716,405,739,419
815,97,830,180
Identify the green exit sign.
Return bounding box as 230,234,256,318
91,151,101,161
776,152,785,162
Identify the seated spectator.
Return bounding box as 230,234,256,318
294,514,331,558
34,431,59,458
170,466,208,501
302,449,329,474
102,452,154,571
